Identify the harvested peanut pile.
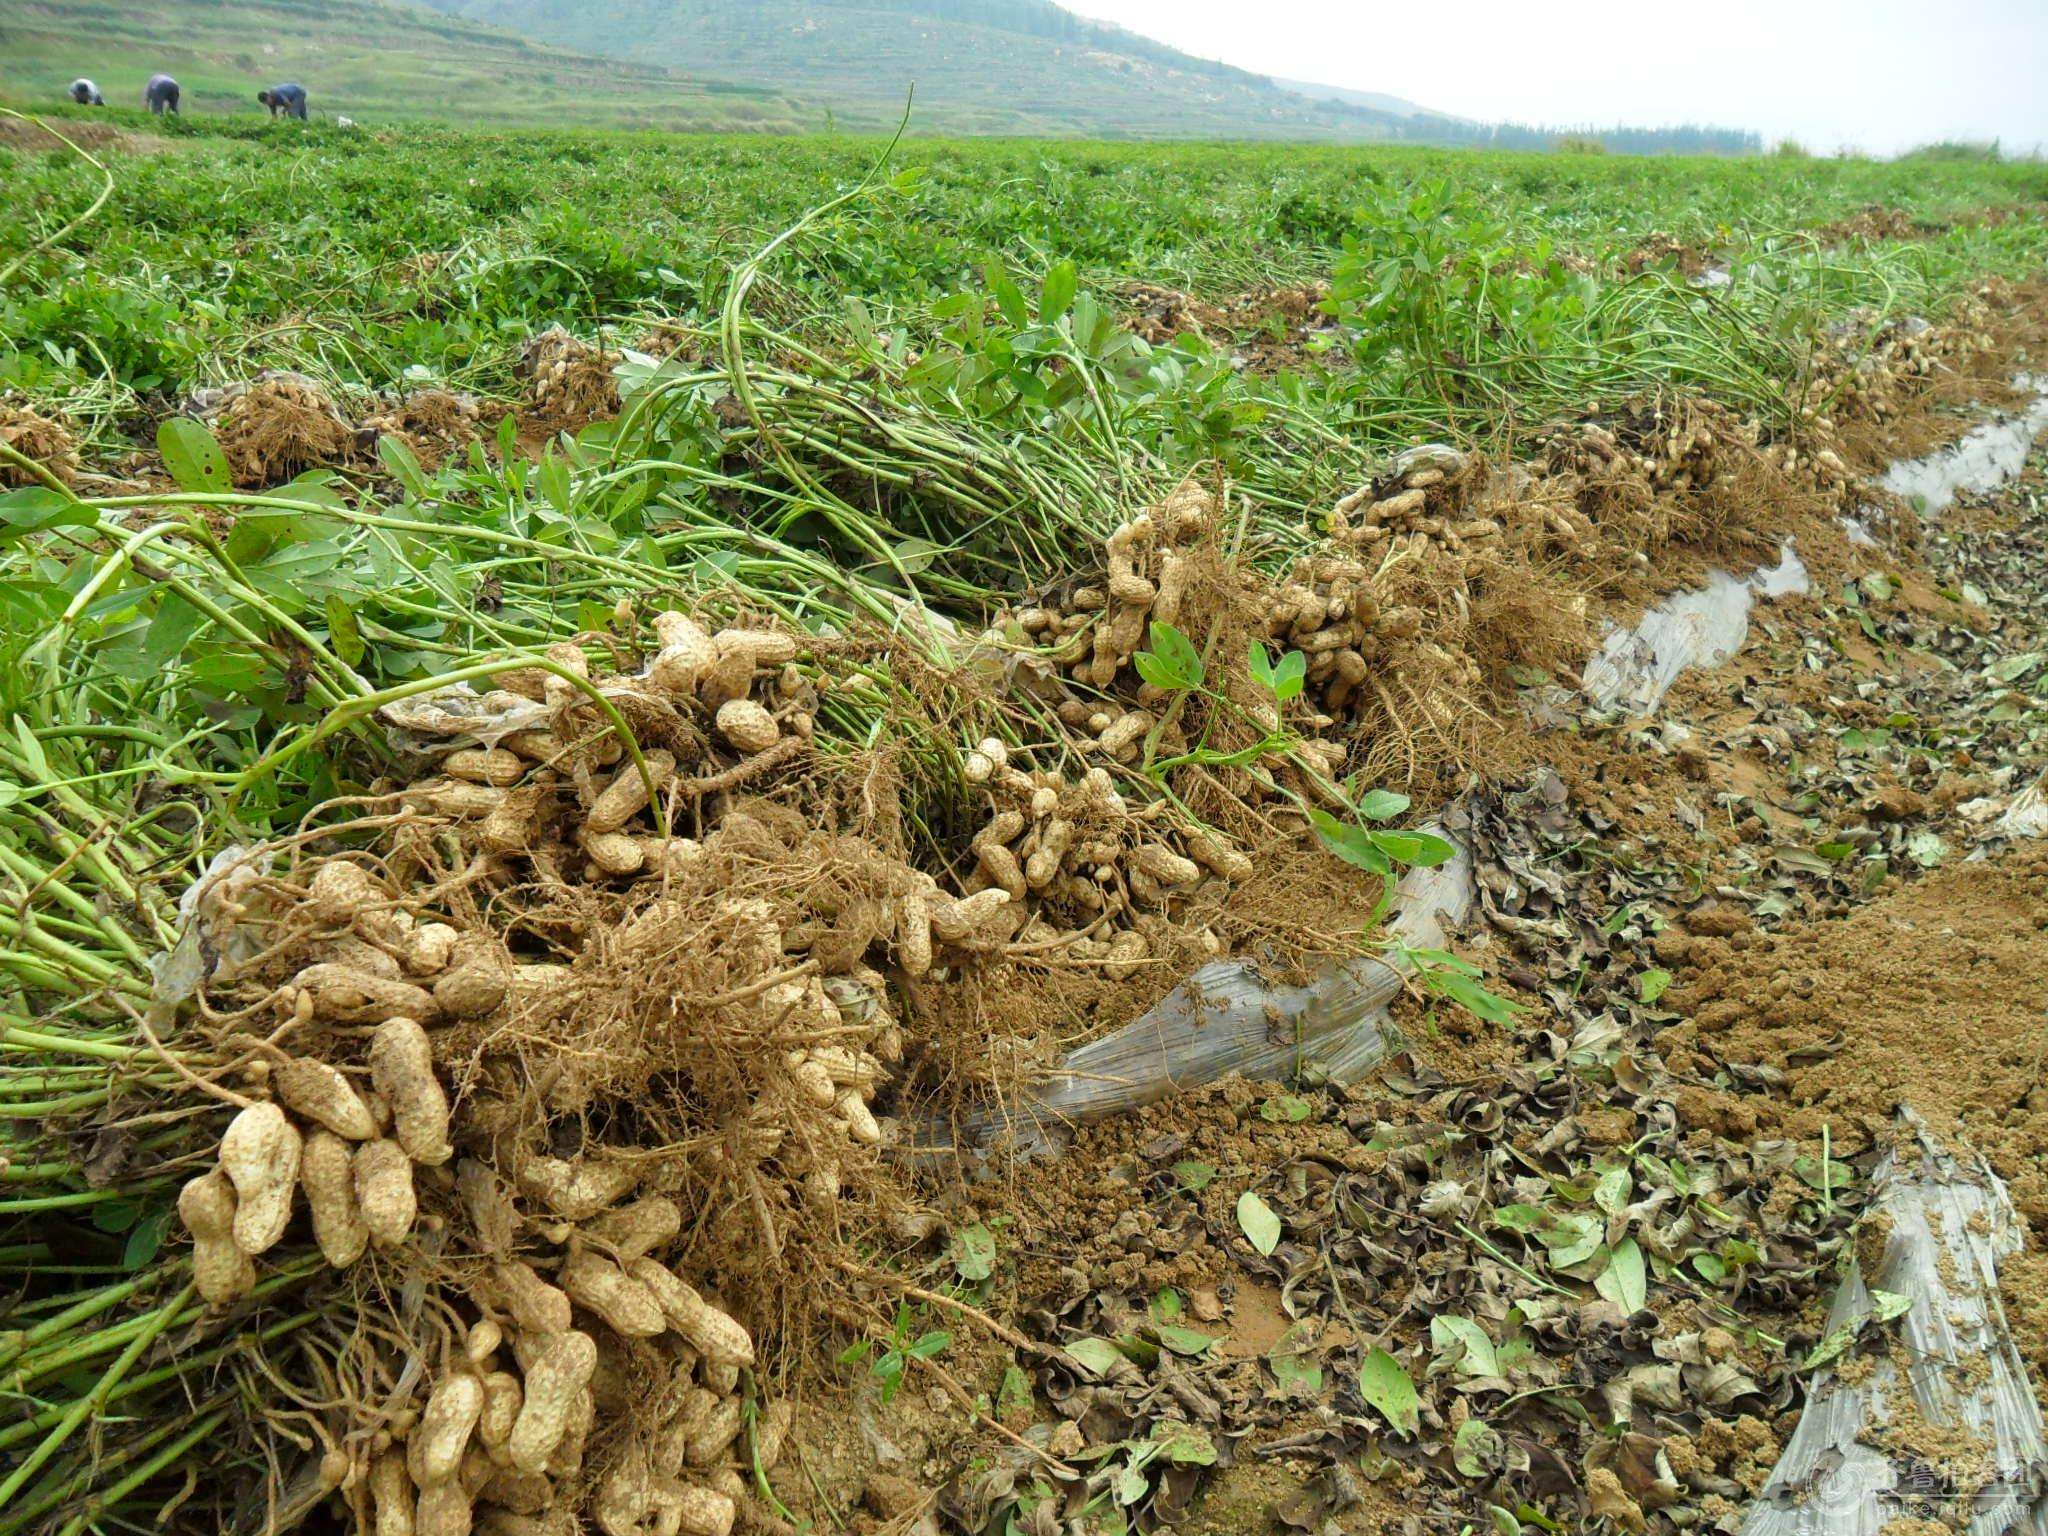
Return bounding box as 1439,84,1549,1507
207,371,361,486
1119,281,1336,370
177,622,945,1536
523,326,622,431
366,387,487,471
0,397,81,485
1534,395,1847,566
163,524,1456,1533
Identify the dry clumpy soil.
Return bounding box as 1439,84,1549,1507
1667,845,2048,1204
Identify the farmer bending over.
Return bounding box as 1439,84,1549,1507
68,79,105,106
258,84,309,120
144,74,180,115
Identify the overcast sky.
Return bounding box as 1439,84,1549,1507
1063,0,2047,155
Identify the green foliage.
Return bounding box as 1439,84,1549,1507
1134,623,1453,881
1403,948,1524,1025
1356,1348,1420,1436
1247,640,1305,702
950,1222,997,1282
838,1303,951,1405
156,418,231,494
1430,1315,1501,1377
1902,140,2003,163
1594,1237,1648,1312
4,113,2043,435
1236,1191,1281,1255
1132,621,1205,693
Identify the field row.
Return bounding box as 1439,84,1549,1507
2,117,2046,1536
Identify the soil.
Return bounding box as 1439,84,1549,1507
0,117,177,155
1667,844,2048,1202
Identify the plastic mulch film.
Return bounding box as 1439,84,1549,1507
1738,1116,2048,1535
1994,771,2048,841
1880,376,2048,521
1844,378,2048,568
1581,543,1810,719
149,843,275,1016
962,822,1474,1156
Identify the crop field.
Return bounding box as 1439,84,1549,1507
4,108,2048,1536
0,0,810,133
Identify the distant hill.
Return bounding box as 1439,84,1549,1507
414,0,1468,139
1270,78,1452,121
415,0,1760,150
0,0,808,131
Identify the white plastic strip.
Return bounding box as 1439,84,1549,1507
1993,772,2048,840
1881,376,2048,519
1739,1119,2048,1536
1580,544,1810,717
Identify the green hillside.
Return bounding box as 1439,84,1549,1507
0,0,809,131
413,0,1441,139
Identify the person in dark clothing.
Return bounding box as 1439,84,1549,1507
257,84,309,120
144,74,180,115
68,79,105,106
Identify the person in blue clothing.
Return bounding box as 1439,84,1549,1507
68,79,105,106
144,74,180,114
258,84,309,120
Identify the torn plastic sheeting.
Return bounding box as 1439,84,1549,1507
149,843,274,1016
1580,543,1810,717
964,828,1473,1154
1993,771,2048,841
1738,1115,2048,1535
1881,376,2048,520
